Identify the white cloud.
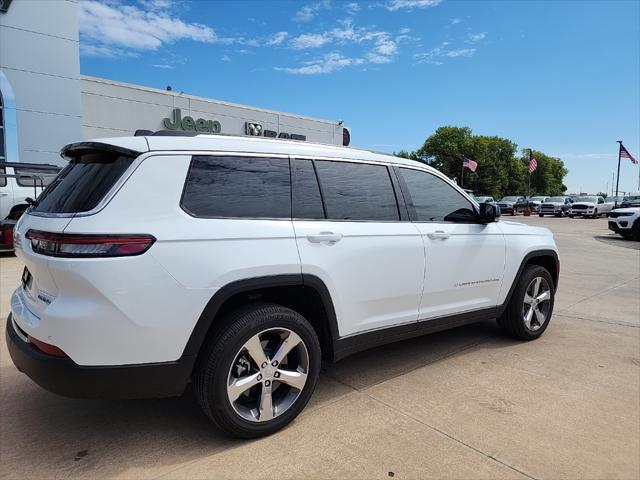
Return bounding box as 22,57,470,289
79,0,216,56
386,0,441,11
291,33,330,49
294,0,330,22
449,18,462,25
152,63,175,69
281,18,408,73
414,42,476,64
266,31,288,46
221,55,231,62
466,32,487,44
276,52,364,75
367,34,398,63
445,48,475,57
80,43,139,58
346,2,360,14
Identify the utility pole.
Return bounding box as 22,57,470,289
615,141,622,208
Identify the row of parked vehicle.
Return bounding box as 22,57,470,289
473,193,640,240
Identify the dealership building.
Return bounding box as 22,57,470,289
0,0,347,168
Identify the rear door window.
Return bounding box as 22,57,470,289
313,160,399,221
31,151,134,214
181,155,291,219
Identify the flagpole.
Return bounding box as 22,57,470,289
460,158,464,189
615,141,622,208
527,149,532,197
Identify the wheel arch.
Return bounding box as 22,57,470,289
497,249,559,317
182,274,340,372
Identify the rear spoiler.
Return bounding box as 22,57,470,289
60,141,147,160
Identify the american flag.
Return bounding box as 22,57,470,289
529,157,538,173
463,157,477,172
620,144,638,165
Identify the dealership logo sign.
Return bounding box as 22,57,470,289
163,108,221,133
245,122,306,141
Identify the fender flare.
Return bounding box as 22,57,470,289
181,273,339,366
496,249,559,317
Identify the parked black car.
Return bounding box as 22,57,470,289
621,194,640,208
497,196,528,215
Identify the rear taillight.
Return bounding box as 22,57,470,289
1,226,13,246
25,230,155,258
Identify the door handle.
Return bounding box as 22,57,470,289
0,193,8,196
427,230,450,240
307,231,343,244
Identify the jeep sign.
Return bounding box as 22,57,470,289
163,108,221,133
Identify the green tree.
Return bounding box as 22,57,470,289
521,150,568,196
397,126,568,199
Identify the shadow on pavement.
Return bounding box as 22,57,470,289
1,319,523,478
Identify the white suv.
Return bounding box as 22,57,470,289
6,134,559,438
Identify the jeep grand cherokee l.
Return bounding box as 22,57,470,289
6,134,559,438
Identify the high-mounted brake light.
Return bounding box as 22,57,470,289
25,230,156,258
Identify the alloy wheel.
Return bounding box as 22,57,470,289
227,328,309,422
522,277,552,331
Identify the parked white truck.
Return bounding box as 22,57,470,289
568,196,614,218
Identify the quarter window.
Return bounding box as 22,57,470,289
398,168,476,222
314,160,399,221
182,155,291,219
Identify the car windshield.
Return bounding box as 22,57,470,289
546,197,565,202
531,196,546,201
574,196,597,203
475,196,489,202
627,195,640,201
501,196,520,202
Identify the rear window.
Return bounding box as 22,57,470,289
31,151,134,214
181,155,291,219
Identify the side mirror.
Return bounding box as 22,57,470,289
25,197,36,205
479,202,500,223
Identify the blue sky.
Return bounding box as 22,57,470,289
79,0,640,194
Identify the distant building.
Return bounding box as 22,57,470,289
1,0,347,169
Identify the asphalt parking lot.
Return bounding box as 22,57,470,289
1,215,638,480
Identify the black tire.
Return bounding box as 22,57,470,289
569,214,574,218
497,265,555,341
592,209,598,219
539,213,544,217
633,219,640,241
194,303,321,438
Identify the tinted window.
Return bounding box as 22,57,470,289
182,155,291,219
15,167,59,187
399,168,476,222
292,159,324,219
0,167,5,187
314,160,399,221
32,151,134,214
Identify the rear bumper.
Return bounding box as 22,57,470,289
6,314,192,399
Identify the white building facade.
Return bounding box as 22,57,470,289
1,0,346,169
